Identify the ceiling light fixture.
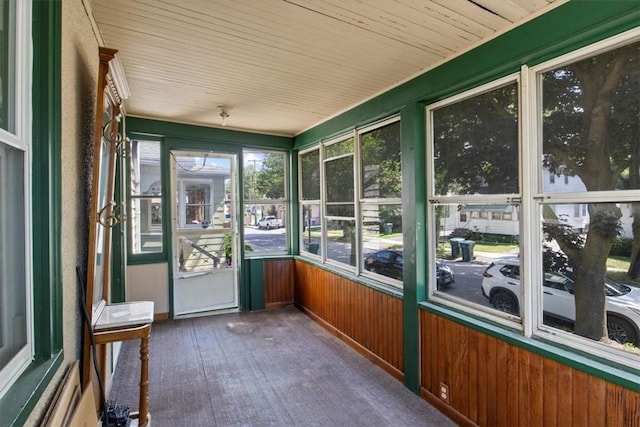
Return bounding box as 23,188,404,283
218,105,230,126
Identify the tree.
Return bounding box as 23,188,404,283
433,83,519,197
541,41,638,341
432,40,639,343
254,153,285,200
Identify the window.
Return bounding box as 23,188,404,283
359,119,402,283
299,117,402,286
299,148,321,256
1,0,32,396
534,34,640,357
427,29,640,367
428,77,520,309
129,140,163,254
324,137,355,267
243,150,288,255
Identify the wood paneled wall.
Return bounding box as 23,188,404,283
420,309,640,427
293,260,404,380
264,259,294,308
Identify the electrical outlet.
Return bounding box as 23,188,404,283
439,382,450,404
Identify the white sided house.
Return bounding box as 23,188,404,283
440,170,634,238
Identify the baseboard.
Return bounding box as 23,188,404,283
154,312,169,321
419,387,476,427
295,304,404,383
265,301,293,309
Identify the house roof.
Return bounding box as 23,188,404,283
89,0,562,137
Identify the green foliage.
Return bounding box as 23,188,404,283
610,238,633,257
433,83,519,196
379,206,402,233
300,149,320,200
469,232,518,244
255,153,285,199
449,228,473,239
360,122,402,199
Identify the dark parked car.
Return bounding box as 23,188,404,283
363,249,454,288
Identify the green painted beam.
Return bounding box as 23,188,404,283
249,259,265,310
127,117,293,150
400,103,426,393
31,0,62,359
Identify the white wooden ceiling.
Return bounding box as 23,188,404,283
89,0,562,137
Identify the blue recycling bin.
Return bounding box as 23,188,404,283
460,240,475,261
449,238,464,258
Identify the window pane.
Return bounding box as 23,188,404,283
362,204,403,283
541,41,640,193
130,140,163,254
326,156,353,203
434,203,521,312
327,219,356,266
541,202,640,350
130,198,162,254
432,82,519,195
185,183,211,225
244,152,285,201
361,121,401,199
300,149,320,201
131,140,161,196
0,143,27,370
326,204,354,217
325,137,353,158
301,203,321,256
0,1,15,133
244,204,287,252
243,151,288,254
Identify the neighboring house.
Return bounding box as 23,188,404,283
440,170,634,238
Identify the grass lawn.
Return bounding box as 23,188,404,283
437,241,518,257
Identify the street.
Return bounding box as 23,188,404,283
245,226,495,308
438,259,493,309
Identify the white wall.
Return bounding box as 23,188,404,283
127,263,170,317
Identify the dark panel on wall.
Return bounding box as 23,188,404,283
294,260,404,380
264,259,294,308
419,310,640,427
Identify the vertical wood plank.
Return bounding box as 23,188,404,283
485,337,506,426
467,329,478,423
517,347,530,426
624,389,640,427
476,331,488,427
587,376,606,427
542,358,558,426
572,370,588,426
528,353,544,427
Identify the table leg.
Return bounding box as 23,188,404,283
138,329,150,426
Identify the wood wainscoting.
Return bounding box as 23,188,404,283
293,260,404,381
264,259,295,309
419,309,640,427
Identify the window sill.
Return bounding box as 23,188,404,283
0,350,64,426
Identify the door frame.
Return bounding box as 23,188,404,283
163,139,246,318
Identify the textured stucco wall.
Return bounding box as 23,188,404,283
26,0,100,424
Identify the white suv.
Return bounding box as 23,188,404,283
481,257,640,346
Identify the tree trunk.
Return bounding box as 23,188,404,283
573,204,620,341
628,203,640,279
